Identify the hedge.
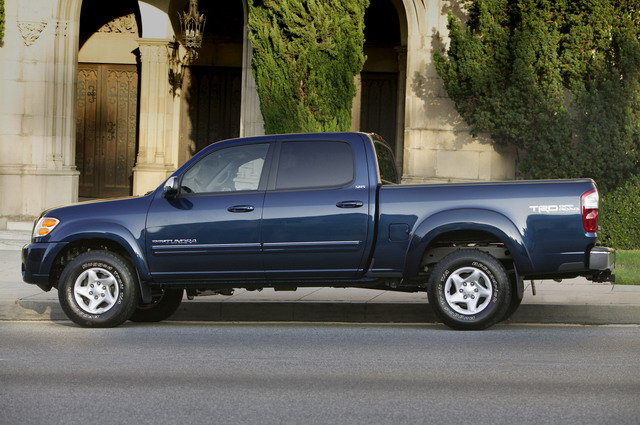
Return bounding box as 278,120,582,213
598,178,640,250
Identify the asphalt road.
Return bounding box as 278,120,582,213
1,322,639,425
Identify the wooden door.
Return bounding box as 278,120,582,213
180,66,242,155
76,63,138,198
360,72,398,152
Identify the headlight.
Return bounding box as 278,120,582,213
33,217,60,238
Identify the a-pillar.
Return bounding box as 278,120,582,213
132,38,178,196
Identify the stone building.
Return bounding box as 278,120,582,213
0,0,516,224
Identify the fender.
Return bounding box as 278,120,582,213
51,221,151,281
404,208,534,277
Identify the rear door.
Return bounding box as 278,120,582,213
261,134,373,278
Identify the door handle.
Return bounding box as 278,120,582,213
227,205,255,213
336,201,364,209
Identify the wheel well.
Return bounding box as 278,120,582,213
49,238,133,289
421,230,514,272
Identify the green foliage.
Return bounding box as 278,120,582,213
434,0,640,192
247,0,368,134
598,178,640,250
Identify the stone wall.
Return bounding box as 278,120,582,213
0,0,516,224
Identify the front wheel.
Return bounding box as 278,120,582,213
427,249,511,330
58,250,140,328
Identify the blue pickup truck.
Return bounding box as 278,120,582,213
22,132,615,329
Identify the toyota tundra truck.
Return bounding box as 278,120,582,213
22,132,615,329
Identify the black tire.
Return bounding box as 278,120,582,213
499,274,524,322
427,249,511,330
58,250,140,328
129,289,184,322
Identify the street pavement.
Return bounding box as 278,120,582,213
2,224,640,325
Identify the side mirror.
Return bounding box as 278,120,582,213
163,176,179,198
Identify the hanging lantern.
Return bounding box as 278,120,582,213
178,0,206,63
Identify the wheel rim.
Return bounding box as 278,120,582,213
73,267,119,314
444,266,493,315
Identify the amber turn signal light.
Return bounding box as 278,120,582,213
33,217,60,238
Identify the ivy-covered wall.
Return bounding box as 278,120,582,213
434,0,640,193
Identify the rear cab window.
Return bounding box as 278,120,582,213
373,138,399,185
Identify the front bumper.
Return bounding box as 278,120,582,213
22,242,68,291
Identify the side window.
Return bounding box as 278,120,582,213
181,143,269,194
374,142,399,185
275,141,355,190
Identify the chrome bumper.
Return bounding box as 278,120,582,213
589,247,616,271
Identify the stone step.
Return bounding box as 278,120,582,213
0,230,30,240
0,224,31,251
7,221,34,231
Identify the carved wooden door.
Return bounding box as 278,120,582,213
180,66,242,155
76,63,138,198
360,72,398,152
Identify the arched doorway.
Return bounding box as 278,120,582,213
76,0,142,198
361,0,406,171
178,1,245,162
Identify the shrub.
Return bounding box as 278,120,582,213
247,0,368,134
434,0,640,193
598,178,640,250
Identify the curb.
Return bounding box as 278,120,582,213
2,299,640,325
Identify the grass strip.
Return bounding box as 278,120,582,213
614,250,640,285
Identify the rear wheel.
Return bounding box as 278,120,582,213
427,249,511,330
130,289,184,322
500,274,524,322
58,250,140,328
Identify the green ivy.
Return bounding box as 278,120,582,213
599,178,640,250
247,0,368,134
434,0,640,193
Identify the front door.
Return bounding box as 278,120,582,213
76,63,138,198
145,142,272,281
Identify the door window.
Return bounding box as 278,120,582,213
275,141,354,190
181,143,269,194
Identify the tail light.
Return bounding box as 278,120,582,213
581,189,599,233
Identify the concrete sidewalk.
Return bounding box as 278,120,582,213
2,227,640,325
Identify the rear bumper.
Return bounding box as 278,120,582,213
588,247,616,282
589,247,616,271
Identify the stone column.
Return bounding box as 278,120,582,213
350,74,362,132
239,25,265,137
400,0,515,184
133,38,177,195
0,0,79,222
394,46,407,175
